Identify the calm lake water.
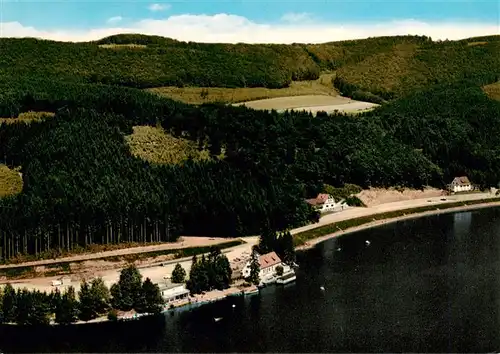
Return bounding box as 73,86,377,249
2,207,500,353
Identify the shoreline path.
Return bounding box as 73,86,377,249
4,192,499,293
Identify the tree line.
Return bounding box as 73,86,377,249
0,265,163,326
0,37,319,89
0,76,499,260
186,247,232,294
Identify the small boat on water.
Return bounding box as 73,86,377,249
245,288,259,296
259,275,277,287
320,286,325,291
214,317,223,322
276,270,297,285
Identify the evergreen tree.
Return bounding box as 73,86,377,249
171,263,186,283
55,286,79,325
49,289,62,315
111,265,143,311
90,278,110,314
248,250,260,285
110,283,123,310
2,283,17,323
16,289,50,326
78,280,98,321
136,278,164,314
214,253,232,290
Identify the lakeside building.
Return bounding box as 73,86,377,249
305,193,349,213
448,176,473,193
241,251,291,281
159,281,190,303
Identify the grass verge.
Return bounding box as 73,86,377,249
0,239,243,280
293,197,500,247
147,73,337,104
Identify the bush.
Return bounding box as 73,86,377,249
107,309,118,322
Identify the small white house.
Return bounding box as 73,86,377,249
449,176,473,193
305,193,348,213
159,282,190,303
241,251,290,280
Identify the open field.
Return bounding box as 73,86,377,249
125,125,220,164
98,44,147,49
147,73,337,104
233,94,379,114
0,111,55,124
0,164,23,197
483,82,500,101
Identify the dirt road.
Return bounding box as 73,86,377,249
6,237,259,294
291,192,497,235
0,236,240,270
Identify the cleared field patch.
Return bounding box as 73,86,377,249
125,125,223,165
0,111,55,124
98,44,147,49
483,82,500,101
467,41,488,46
0,164,23,197
147,73,338,104
233,94,379,115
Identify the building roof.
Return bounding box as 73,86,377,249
305,193,332,206
452,176,471,185
258,251,282,269
159,282,185,291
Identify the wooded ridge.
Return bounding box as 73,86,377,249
0,33,499,262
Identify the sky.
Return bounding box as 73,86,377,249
0,0,499,43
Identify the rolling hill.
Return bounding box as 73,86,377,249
0,33,499,262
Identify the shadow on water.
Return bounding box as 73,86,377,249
2,208,500,353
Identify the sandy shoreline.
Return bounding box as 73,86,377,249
296,200,500,251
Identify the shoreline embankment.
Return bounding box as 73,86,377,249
295,198,500,250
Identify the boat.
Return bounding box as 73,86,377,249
214,317,223,322
276,270,297,285
260,275,277,287
244,288,259,296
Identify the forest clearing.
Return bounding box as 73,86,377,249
147,73,337,104
0,164,23,197
483,81,500,101
233,94,379,114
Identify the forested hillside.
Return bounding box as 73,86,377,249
0,33,499,262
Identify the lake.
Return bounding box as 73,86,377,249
2,207,500,353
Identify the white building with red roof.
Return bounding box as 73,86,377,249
241,251,289,280
449,176,473,193
305,193,348,213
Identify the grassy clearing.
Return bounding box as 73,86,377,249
467,41,488,46
98,44,147,49
0,240,244,280
147,73,337,104
293,197,500,247
125,125,223,164
0,111,55,124
483,82,500,101
0,164,23,197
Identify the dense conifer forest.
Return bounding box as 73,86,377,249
0,34,499,261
